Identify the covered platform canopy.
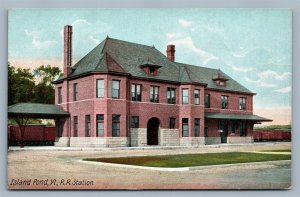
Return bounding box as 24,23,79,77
8,103,70,119
205,112,272,122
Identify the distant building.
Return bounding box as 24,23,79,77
53,25,271,147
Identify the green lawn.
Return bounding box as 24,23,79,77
84,152,291,168
260,149,291,152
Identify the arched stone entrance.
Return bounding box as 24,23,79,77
147,117,160,145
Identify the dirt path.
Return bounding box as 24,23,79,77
7,142,291,190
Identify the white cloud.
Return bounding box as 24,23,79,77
168,36,218,65
24,29,56,49
32,38,57,49
267,56,289,67
258,70,291,81
245,77,277,88
245,70,291,88
273,86,291,93
166,32,181,39
230,46,257,58
89,35,100,45
71,19,91,26
25,29,39,37
60,19,91,39
178,19,193,27
231,66,255,72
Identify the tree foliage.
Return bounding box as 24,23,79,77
8,63,61,105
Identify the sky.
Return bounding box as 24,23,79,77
8,9,292,124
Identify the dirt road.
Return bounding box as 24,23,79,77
7,142,291,190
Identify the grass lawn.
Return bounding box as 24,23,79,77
84,152,291,168
260,149,291,152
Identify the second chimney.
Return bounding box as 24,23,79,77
166,44,175,62
63,25,72,77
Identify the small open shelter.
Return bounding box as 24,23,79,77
8,103,69,147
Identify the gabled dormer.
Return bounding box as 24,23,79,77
212,72,228,86
140,59,161,76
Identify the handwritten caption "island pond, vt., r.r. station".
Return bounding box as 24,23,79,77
10,178,94,186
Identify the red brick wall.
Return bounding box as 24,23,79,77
204,89,253,114
55,73,254,139
129,79,180,128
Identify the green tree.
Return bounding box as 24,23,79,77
33,65,61,104
8,63,61,105
8,63,35,105
33,65,61,85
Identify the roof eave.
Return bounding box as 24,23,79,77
205,87,256,95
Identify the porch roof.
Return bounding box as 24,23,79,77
8,103,70,119
205,113,272,122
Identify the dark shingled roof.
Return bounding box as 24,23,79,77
54,37,254,94
205,113,272,122
8,103,70,118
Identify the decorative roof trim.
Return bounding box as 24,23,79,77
205,87,256,95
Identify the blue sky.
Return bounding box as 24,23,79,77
8,9,292,111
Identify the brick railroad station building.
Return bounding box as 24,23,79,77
53,25,271,147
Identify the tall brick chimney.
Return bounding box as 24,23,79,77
166,44,175,62
63,25,72,77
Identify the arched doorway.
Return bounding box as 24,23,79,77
147,117,160,145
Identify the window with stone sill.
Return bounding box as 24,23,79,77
73,116,78,137
169,118,176,129
167,87,176,104
112,115,120,137
182,118,189,137
221,95,229,109
131,116,139,128
150,86,159,103
131,84,142,101
96,114,104,137
239,97,246,110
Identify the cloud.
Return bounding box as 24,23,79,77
25,29,39,37
273,86,291,93
245,70,291,88
60,19,111,45
230,46,258,58
166,32,181,39
259,70,291,81
71,19,91,26
231,66,255,72
169,37,218,65
32,38,57,49
267,56,289,67
24,29,56,49
178,19,193,27
60,19,91,39
89,35,100,45
245,77,277,88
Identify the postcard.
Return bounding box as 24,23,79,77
7,8,292,190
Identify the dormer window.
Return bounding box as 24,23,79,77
213,72,228,86
149,67,156,74
140,59,162,76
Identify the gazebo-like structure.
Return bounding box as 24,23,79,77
8,103,70,147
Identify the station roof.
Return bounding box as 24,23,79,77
53,37,254,95
205,113,272,122
8,103,70,119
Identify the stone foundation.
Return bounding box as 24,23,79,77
131,128,180,146
227,136,253,144
55,135,253,147
130,128,147,147
55,137,129,147
55,137,69,147
179,137,205,146
159,129,179,146
205,137,221,145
